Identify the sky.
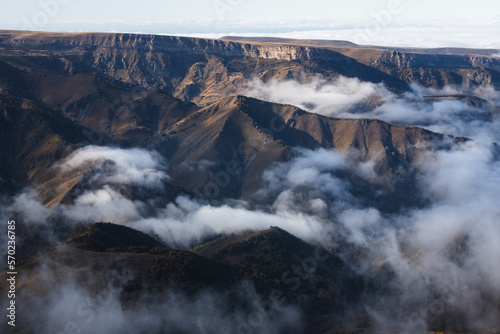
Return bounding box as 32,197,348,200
1,0,500,48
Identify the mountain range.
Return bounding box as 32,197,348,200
1,30,500,334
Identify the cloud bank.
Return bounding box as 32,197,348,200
244,77,500,143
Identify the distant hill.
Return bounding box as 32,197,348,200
220,35,500,56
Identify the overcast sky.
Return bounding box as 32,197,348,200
1,0,500,48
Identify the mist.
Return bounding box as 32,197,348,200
8,143,499,330
244,77,500,143
2,75,500,332
242,76,500,330
1,253,301,334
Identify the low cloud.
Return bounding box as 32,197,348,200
243,76,500,330
133,198,332,248
244,77,500,143
11,192,50,224
328,139,500,331
244,76,391,115
58,146,169,189
62,185,144,223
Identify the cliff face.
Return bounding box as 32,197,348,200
4,30,498,105
1,31,350,62
344,50,500,88
222,35,500,90
0,31,407,105
372,50,500,71
7,31,498,68
2,31,499,80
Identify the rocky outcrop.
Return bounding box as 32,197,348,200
1,31,350,62
371,50,500,71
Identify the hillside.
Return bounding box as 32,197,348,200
1,224,366,334
0,39,454,210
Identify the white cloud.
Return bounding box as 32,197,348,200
244,76,390,115
244,77,500,143
58,146,168,188
11,192,50,224
61,185,143,223
177,23,500,49
132,198,333,248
